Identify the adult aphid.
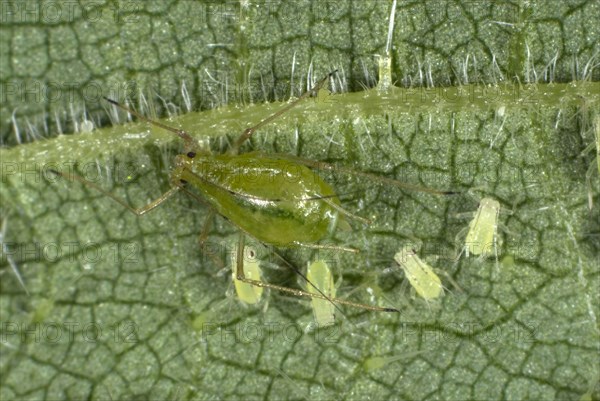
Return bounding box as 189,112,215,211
51,71,454,313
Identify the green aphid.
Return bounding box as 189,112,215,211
394,246,443,300
50,71,454,313
306,260,336,327
230,244,263,305
464,197,501,257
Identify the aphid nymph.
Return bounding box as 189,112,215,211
306,259,336,327
464,197,501,258
394,245,443,300
230,243,263,305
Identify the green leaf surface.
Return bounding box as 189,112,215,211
1,1,599,400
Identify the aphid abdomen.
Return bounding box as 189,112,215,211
179,153,343,246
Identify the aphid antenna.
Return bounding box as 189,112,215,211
263,241,345,318
48,168,182,217
343,272,400,312
103,96,197,153
229,70,339,154
272,367,309,401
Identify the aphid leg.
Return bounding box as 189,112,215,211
320,197,371,225
234,236,398,312
363,350,428,372
198,210,215,247
453,211,476,220
197,211,228,270
48,169,180,216
229,71,338,154
453,226,469,258
292,242,359,253
175,186,231,269
433,267,463,293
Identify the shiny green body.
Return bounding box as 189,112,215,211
175,152,344,247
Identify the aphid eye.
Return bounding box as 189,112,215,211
232,245,264,305
187,151,196,158
180,179,188,184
